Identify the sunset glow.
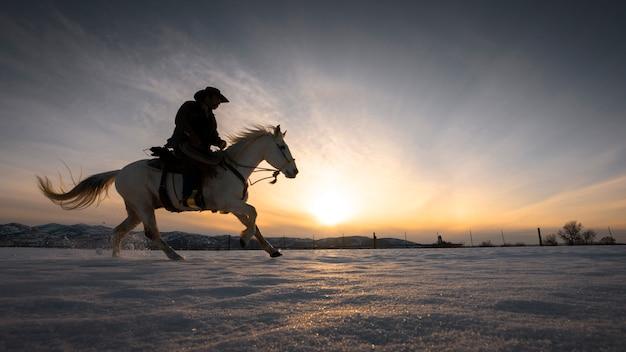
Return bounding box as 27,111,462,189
1,2,625,244
308,187,355,226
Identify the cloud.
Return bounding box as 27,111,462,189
2,3,626,242
501,174,626,228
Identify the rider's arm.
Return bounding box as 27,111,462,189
179,142,223,165
206,113,227,149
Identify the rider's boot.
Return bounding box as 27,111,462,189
183,189,205,210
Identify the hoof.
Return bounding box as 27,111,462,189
240,238,246,248
270,251,283,258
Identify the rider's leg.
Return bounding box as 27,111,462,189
178,143,221,208
181,162,201,208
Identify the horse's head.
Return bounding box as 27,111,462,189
265,125,298,178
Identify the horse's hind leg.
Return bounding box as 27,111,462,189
137,207,184,261
111,206,140,257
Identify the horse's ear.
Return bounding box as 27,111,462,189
274,125,281,137
283,130,287,137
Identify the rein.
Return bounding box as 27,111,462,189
250,170,281,185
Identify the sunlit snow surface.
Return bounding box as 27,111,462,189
1,247,625,351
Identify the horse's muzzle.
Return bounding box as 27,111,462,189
285,167,298,178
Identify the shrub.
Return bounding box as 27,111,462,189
544,234,558,246
479,240,494,247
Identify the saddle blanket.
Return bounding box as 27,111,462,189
162,172,215,212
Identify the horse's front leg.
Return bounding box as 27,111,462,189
232,203,257,247
254,225,282,257
233,211,281,257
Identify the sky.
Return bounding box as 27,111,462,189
1,0,625,243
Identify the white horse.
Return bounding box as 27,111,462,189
38,125,298,260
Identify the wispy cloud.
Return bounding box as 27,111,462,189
2,2,626,242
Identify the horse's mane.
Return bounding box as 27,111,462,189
227,125,274,156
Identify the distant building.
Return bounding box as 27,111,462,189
433,233,463,248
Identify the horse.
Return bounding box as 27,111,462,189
37,125,298,260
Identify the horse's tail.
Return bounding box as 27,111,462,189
37,170,120,210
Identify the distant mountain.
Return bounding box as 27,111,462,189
0,222,145,249
0,223,428,250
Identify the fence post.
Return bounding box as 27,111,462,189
373,232,377,249
227,235,231,250
537,227,543,246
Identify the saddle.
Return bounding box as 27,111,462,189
148,146,205,212
147,147,183,170
147,146,248,212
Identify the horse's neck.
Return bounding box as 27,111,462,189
228,139,267,180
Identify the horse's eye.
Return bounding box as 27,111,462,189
279,145,286,150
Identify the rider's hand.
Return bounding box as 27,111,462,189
218,139,227,150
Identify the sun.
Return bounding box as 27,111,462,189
308,187,355,226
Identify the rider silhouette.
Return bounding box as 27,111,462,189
165,86,229,208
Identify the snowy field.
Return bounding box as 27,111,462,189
0,246,624,352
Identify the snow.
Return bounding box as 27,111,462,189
0,246,624,351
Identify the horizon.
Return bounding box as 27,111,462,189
3,220,623,245
2,1,626,243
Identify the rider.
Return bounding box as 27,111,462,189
165,86,229,208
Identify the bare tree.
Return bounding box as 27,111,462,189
598,236,616,245
544,233,558,246
558,221,583,245
582,229,597,244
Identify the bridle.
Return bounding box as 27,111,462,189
225,137,295,187
274,142,297,172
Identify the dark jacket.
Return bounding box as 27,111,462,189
166,101,223,152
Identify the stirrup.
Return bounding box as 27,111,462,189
184,190,202,210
